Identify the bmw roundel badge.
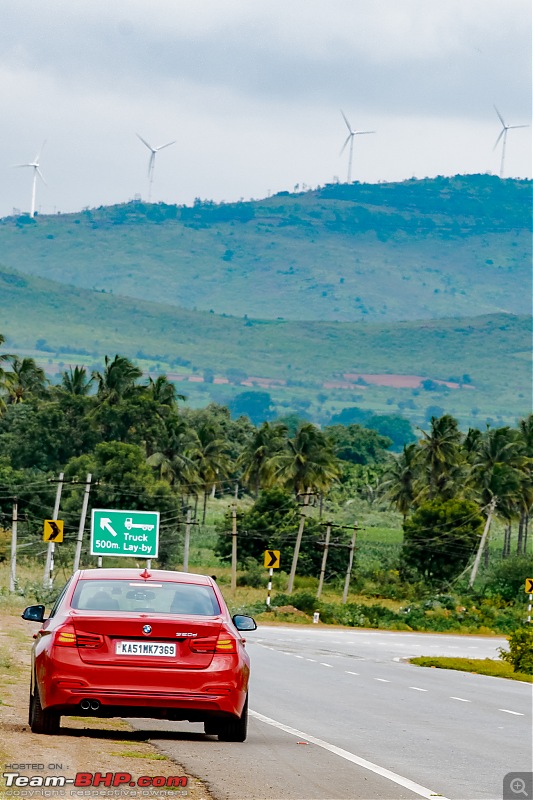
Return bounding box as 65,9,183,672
142,625,152,635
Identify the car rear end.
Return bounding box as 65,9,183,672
35,569,250,724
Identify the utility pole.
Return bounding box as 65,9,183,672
9,500,18,593
234,481,239,502
469,498,497,589
287,487,311,594
317,522,332,599
183,508,192,572
342,522,358,604
73,474,92,573
43,472,64,588
231,505,238,592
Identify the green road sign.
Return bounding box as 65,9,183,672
91,509,159,558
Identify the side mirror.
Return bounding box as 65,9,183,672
22,605,45,623
232,614,257,632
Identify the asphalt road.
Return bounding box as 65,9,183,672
128,627,533,800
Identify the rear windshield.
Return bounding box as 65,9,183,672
71,580,221,616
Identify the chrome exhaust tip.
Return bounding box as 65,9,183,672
90,700,101,711
80,699,91,711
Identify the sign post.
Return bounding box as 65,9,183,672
264,550,280,609
91,510,159,561
526,578,533,624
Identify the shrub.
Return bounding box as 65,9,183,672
480,556,533,602
499,627,533,675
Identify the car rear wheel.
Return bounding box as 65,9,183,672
217,694,248,742
29,685,60,735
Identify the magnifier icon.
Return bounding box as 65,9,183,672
511,778,528,797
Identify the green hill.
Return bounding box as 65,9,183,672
1,266,529,429
1,174,530,323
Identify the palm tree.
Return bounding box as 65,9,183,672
468,426,528,558
192,422,231,523
92,355,143,404
381,443,417,521
61,365,94,396
517,415,533,555
3,356,48,404
415,414,465,501
146,375,186,410
237,421,288,495
271,422,340,496
147,418,201,489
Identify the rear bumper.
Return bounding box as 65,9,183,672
38,655,249,719
48,687,244,719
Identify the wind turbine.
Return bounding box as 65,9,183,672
14,142,46,217
340,111,375,183
136,133,176,202
493,106,529,178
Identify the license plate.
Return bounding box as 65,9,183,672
115,641,176,657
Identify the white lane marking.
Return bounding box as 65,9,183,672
345,671,359,676
392,656,402,662
294,655,304,659
250,710,451,800
450,697,470,702
320,663,333,668
409,687,428,692
306,658,317,662
499,709,524,716
375,678,390,683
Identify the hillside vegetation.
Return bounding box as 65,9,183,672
1,266,530,428
1,174,530,323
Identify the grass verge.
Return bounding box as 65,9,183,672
410,656,532,683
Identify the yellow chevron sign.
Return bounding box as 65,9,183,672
43,520,64,543
264,550,280,569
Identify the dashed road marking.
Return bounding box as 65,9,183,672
375,678,390,683
450,697,470,702
345,671,359,676
409,687,428,692
321,662,333,667
499,709,524,716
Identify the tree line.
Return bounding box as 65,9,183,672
0,337,531,585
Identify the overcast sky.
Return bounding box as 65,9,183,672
1,0,531,217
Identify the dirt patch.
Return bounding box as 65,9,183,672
0,611,213,800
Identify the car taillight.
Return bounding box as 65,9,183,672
189,634,238,654
55,625,77,646
76,632,104,648
54,625,103,649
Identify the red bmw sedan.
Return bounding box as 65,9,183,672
22,568,256,741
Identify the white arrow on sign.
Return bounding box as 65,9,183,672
100,518,118,537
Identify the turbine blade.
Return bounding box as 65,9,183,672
340,110,352,133
155,140,176,151
507,124,530,130
36,167,47,185
13,163,31,168
340,134,352,155
355,130,376,135
493,129,505,150
493,105,505,127
136,133,154,152
35,139,47,164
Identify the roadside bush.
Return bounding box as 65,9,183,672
236,560,266,588
480,556,533,602
499,627,533,675
271,591,318,613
